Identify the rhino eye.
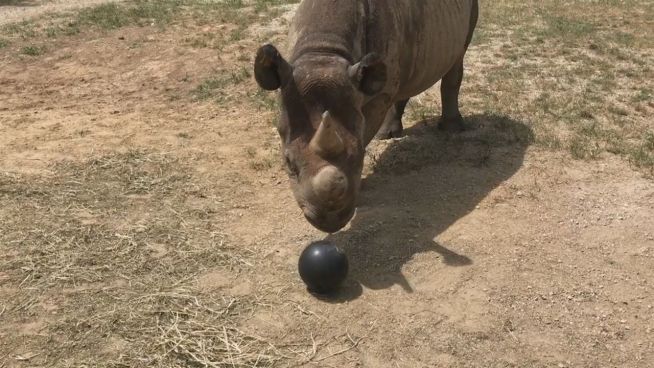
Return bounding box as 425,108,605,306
284,153,299,178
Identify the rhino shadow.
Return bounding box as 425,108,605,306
325,114,533,301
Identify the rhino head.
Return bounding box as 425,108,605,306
254,44,387,233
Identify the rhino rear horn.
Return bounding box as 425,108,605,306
348,53,387,96
310,111,345,158
254,44,291,91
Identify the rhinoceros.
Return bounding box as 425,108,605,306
254,0,479,233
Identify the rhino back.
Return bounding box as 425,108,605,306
288,0,474,98
377,0,474,98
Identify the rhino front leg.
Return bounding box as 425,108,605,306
439,59,466,132
376,98,410,140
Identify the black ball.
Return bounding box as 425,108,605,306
298,241,349,294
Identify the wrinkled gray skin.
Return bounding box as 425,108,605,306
254,0,479,233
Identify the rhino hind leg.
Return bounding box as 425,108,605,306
439,0,478,133
438,59,466,132
376,98,410,139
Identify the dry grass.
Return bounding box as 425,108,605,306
0,150,303,366
0,0,300,58
408,0,654,176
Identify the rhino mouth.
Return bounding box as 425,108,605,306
302,205,356,233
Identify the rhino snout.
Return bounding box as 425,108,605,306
299,165,355,233
311,166,348,205
302,205,355,233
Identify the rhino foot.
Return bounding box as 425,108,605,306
376,118,404,140
438,115,465,133
376,99,409,140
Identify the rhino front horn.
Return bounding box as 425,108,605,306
310,111,345,158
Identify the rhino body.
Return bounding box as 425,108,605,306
254,0,479,232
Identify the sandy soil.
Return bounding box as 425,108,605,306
0,2,653,367
0,0,123,26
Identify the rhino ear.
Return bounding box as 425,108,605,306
254,44,291,91
348,53,387,96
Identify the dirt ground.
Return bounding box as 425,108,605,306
0,0,123,26
1,1,653,367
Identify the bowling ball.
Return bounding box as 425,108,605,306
298,241,348,294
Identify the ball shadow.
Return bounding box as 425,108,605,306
321,114,533,302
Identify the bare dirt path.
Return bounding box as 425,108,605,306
0,0,122,26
